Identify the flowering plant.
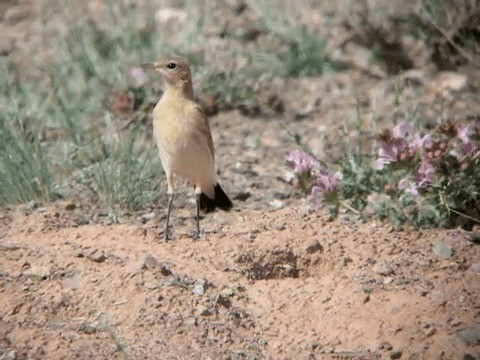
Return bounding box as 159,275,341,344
286,118,480,229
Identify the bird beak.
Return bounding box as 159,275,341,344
141,62,155,69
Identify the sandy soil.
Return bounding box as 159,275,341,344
1,203,479,359
1,1,480,359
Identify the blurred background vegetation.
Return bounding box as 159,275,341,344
0,0,478,216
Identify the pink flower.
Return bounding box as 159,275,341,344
411,133,433,150
392,121,414,139
374,138,406,170
311,170,342,204
375,120,435,169
415,160,436,187
285,149,319,175
457,124,478,156
130,67,148,87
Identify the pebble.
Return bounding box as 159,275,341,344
305,240,323,254
423,323,436,337
269,199,285,209
379,341,393,350
390,349,402,359
434,242,453,260
87,250,107,263
192,279,207,295
456,324,480,346
23,265,50,280
373,261,394,276
471,263,480,274
274,222,286,230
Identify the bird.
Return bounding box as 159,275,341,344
143,55,233,240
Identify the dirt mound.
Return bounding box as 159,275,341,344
1,205,479,359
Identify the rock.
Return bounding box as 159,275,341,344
64,202,76,211
373,261,394,276
423,323,436,337
434,242,453,259
184,316,197,326
78,323,97,334
462,354,478,360
363,294,370,303
216,288,234,308
471,263,480,274
87,250,107,263
192,279,207,295
274,221,286,230
269,199,284,209
390,349,402,359
23,265,50,280
141,212,155,222
0,243,20,251
305,240,323,254
379,341,393,351
4,350,17,360
141,255,172,276
456,325,480,346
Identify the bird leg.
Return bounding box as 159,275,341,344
194,193,201,239
164,193,174,240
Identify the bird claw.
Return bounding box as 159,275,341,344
192,229,201,240
163,227,171,241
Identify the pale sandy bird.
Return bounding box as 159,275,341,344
144,55,233,240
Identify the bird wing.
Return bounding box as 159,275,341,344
195,105,215,161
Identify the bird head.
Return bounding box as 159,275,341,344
142,55,192,87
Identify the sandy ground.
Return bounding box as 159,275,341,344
1,1,480,359
1,203,480,359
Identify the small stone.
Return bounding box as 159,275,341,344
390,349,402,359
419,289,429,297
184,316,197,326
141,212,155,222
140,255,171,275
456,325,480,346
275,222,286,230
373,261,394,276
0,243,20,251
5,350,17,360
200,307,215,316
379,341,393,350
305,240,323,254
363,294,370,303
64,203,76,211
216,288,233,308
23,265,50,280
383,277,394,285
434,242,453,260
192,279,207,295
424,324,436,337
87,250,107,263
233,191,251,201
269,199,284,209
79,323,97,334
471,263,480,274
25,201,39,210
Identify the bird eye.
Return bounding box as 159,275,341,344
167,62,177,69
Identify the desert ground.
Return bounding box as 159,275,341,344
0,1,479,359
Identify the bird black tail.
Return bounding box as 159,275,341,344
199,184,233,213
